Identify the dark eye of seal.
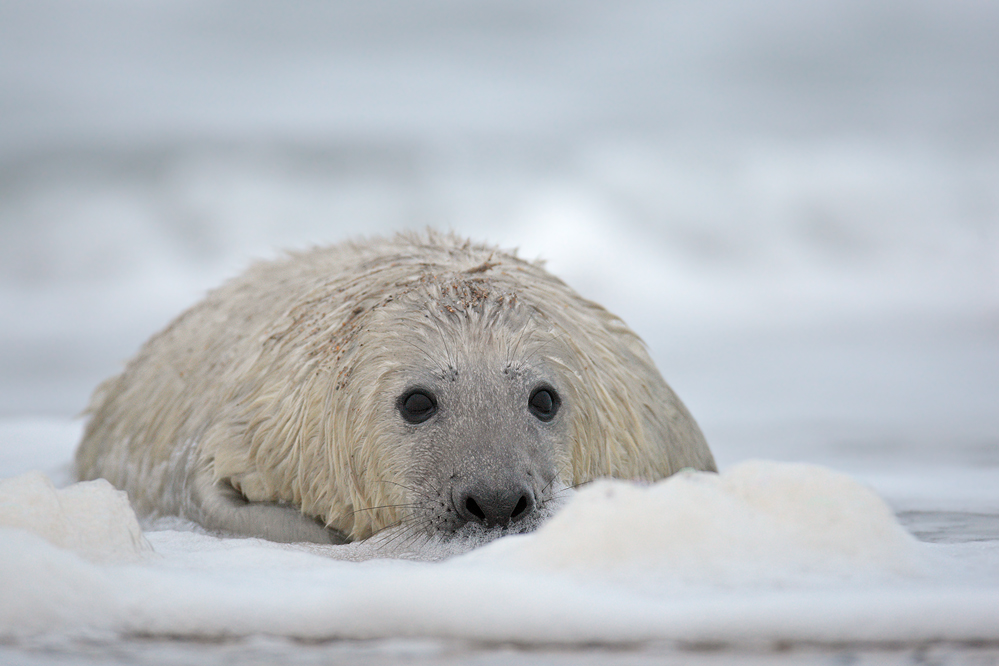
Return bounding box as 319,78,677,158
399,390,437,424
528,387,559,422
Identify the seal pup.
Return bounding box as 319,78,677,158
76,230,716,545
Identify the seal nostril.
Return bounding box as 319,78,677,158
455,482,536,528
465,497,486,521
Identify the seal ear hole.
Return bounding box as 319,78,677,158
528,386,560,422
398,389,437,424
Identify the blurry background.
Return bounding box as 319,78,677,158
1,0,997,476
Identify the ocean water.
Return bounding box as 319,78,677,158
1,1,998,663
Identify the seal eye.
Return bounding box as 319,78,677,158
528,387,559,422
399,390,437,424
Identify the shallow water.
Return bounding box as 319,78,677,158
898,511,999,545
4,639,999,666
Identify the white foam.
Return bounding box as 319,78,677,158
0,471,152,563
0,528,119,638
466,461,927,588
2,457,997,645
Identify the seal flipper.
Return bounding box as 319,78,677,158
190,470,347,544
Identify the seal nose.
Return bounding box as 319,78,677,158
454,479,536,528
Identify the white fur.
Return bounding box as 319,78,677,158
76,231,715,541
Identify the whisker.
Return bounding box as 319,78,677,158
370,519,405,535
519,331,564,368
382,478,439,502
505,314,534,368
380,522,424,551
429,316,456,370
399,523,432,552
400,337,448,375
348,502,418,517
541,462,571,495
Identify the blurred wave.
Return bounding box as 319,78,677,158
2,1,997,150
